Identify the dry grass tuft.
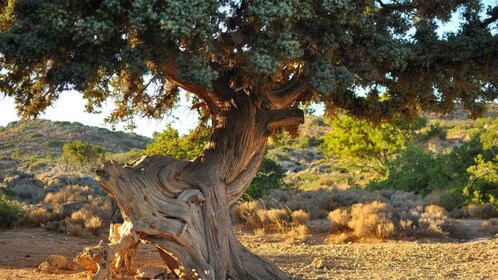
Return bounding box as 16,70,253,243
44,185,93,204
291,209,310,225
348,201,396,239
328,208,351,233
64,196,113,236
418,204,455,235
467,203,498,219
25,207,56,226
287,224,309,239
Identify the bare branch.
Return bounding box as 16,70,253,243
268,76,307,109
267,108,305,130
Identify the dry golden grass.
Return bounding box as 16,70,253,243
328,208,351,233
25,207,54,226
291,209,310,225
348,201,395,239
467,203,498,219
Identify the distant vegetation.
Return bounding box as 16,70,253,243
0,108,497,240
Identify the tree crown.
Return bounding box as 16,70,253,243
1,0,497,125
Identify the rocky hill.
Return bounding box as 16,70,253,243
0,119,152,180
0,119,151,159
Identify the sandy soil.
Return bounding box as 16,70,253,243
0,225,497,280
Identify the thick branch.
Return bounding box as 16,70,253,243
267,108,305,130
375,0,417,11
268,76,307,109
157,62,221,111
481,6,498,28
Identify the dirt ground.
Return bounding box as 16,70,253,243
0,223,497,280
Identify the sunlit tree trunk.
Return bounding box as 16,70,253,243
89,92,303,279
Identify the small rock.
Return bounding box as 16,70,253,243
47,255,68,269
37,261,58,273
311,257,327,269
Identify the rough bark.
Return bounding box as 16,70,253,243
79,90,303,280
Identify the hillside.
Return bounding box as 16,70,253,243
0,119,151,178
0,119,151,159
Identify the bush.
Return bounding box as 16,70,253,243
348,201,396,239
246,157,287,199
145,125,210,160
466,203,498,219
62,141,105,171
0,195,25,228
44,185,94,204
64,196,113,236
418,205,455,234
231,201,293,233
328,209,350,233
25,207,57,226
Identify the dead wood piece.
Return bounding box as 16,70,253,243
75,222,140,280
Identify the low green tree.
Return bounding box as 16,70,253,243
465,155,498,207
62,140,105,170
321,115,424,175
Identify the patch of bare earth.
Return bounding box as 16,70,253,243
0,226,497,280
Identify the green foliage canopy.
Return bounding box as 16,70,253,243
1,0,497,124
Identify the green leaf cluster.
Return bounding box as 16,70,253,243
62,140,105,170
145,125,210,160
465,154,498,206
1,0,496,124
370,130,497,209
320,114,424,174
245,157,287,199
0,195,25,228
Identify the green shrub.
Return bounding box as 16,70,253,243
145,125,210,160
62,140,105,170
0,195,25,228
320,115,422,175
246,157,287,199
464,155,498,207
416,122,446,142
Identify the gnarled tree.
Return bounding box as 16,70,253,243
1,0,497,279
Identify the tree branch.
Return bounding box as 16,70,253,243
481,6,498,28
375,0,417,12
268,76,307,109
267,108,305,130
157,62,221,111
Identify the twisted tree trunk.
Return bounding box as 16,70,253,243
85,92,304,279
